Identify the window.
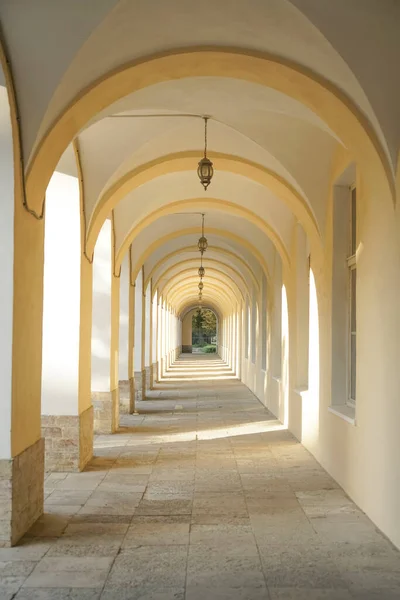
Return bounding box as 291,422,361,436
347,186,357,405
330,173,357,423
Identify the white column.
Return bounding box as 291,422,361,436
41,171,93,471
91,219,120,433
119,254,130,413
143,280,151,397
0,80,44,545
151,289,158,387
134,269,143,400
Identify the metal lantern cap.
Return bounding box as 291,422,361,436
198,266,205,278
197,157,214,191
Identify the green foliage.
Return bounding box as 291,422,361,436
193,309,204,330
202,344,217,353
202,309,217,336
192,309,216,335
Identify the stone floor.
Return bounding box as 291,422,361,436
2,355,400,599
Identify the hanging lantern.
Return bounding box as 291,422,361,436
197,117,214,191
198,265,205,278
198,236,208,254
198,213,208,255
198,280,204,291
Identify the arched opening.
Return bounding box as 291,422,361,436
191,308,218,354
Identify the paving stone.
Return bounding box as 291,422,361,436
23,557,113,588
7,366,400,597
106,546,188,588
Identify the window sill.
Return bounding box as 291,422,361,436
328,404,356,426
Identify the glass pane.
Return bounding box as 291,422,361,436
350,333,356,401
351,268,356,332
351,187,357,255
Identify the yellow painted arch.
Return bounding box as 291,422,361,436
153,260,248,299
145,245,260,292
178,295,229,317
180,303,222,321
159,269,244,304
168,282,236,312
166,277,240,307
26,48,394,217
86,153,320,256
110,197,291,269
130,227,272,285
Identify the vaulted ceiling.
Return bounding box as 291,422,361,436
2,0,398,316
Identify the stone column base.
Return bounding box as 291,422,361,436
0,438,44,547
128,377,137,413
92,389,119,434
41,406,93,472
119,379,130,414
151,362,158,388
144,366,151,395
134,371,143,401
141,369,147,400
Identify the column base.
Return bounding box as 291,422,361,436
92,389,119,434
128,377,138,413
134,371,143,401
0,438,44,547
141,369,147,400
151,362,158,388
41,406,93,472
119,379,130,414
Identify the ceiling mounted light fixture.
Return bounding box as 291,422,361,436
198,213,208,255
197,116,214,191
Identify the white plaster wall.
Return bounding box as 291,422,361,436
0,85,14,457
91,219,112,391
134,269,143,372
144,283,151,368
41,172,81,415
119,253,129,380
151,289,158,363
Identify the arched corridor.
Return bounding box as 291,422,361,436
1,0,400,596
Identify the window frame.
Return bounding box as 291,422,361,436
347,184,357,407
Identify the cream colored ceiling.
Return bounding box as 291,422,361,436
2,0,397,164
2,0,398,317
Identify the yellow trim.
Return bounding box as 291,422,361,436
180,303,222,321
113,197,290,270
26,48,395,216
86,153,320,256
144,245,260,292
129,227,272,284
153,260,248,298
160,270,244,303
176,290,231,315
167,280,237,309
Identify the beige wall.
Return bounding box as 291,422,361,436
182,310,196,347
